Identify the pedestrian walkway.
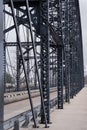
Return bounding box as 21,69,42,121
21,86,87,130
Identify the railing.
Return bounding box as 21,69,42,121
4,97,57,130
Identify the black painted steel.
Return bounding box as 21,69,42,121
57,46,63,109
9,0,37,127
25,0,48,127
40,0,50,124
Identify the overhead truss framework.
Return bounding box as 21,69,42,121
0,0,84,128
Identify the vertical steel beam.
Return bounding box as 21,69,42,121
56,0,64,109
4,5,6,93
26,28,30,85
0,1,4,129
40,0,50,124
16,10,20,91
16,45,20,91
61,0,70,103
57,46,63,109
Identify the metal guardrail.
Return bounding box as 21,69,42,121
4,97,57,130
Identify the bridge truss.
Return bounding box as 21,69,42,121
0,0,84,129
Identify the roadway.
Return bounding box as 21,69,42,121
4,91,57,121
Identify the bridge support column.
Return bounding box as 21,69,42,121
0,1,4,130
57,46,63,109
40,0,50,124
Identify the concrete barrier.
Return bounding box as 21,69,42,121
4,88,57,105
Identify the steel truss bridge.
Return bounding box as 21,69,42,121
0,0,84,129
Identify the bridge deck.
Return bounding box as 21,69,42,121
21,86,87,130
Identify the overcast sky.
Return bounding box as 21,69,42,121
79,0,87,75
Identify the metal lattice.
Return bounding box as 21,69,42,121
0,0,84,128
